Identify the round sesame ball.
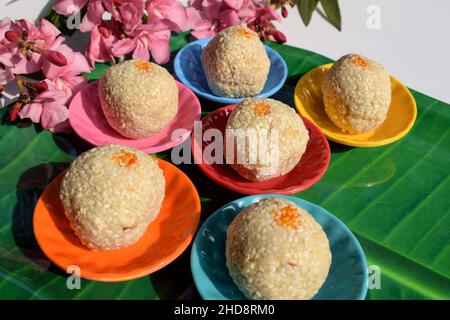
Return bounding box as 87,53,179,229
225,98,309,182
202,26,270,98
98,59,178,138
226,198,331,300
322,53,391,134
60,144,165,251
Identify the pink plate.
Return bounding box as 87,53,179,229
192,105,331,195
69,80,201,153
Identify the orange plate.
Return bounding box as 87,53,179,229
33,158,201,282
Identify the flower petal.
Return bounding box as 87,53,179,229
112,38,137,57
10,52,41,74
0,17,12,41
148,31,170,64
147,0,190,32
80,0,105,32
132,42,150,61
41,102,69,130
86,26,116,66
53,0,89,15
38,18,61,40
19,103,43,123
224,0,244,11
218,9,241,27
119,2,143,34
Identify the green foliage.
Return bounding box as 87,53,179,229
296,0,342,30
319,0,342,30
297,0,319,26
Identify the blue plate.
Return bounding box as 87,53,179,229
174,37,288,104
191,195,368,300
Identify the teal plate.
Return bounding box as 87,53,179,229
191,194,368,300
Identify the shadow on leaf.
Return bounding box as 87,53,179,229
12,162,69,276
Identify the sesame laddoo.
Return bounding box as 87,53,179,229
322,53,391,134
225,98,309,182
202,26,270,98
60,144,165,251
98,59,178,139
226,198,331,300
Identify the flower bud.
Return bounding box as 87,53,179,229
273,30,286,44
5,31,19,43
9,102,21,122
98,25,111,38
46,50,68,67
281,6,288,18
34,81,48,92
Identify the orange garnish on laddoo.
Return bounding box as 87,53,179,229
235,28,254,39
351,55,370,68
111,150,139,167
135,60,152,72
271,206,302,230
252,103,272,116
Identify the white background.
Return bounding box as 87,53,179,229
1,0,449,103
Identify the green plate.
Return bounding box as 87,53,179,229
0,32,449,299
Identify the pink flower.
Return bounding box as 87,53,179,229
18,89,70,132
225,0,257,21
0,17,12,41
112,22,170,64
112,0,145,35
84,0,145,65
80,0,107,32
247,4,285,43
0,17,90,131
86,23,118,66
0,18,64,74
146,0,191,32
0,18,14,85
188,0,256,39
103,0,145,20
188,0,286,43
251,3,281,24
42,44,91,103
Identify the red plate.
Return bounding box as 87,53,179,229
192,104,330,195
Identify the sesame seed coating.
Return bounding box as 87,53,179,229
98,60,178,139
322,53,391,134
59,144,165,251
226,198,331,300
226,98,309,181
202,26,270,98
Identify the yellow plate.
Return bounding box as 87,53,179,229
294,64,417,147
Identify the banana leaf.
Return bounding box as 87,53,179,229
0,32,449,299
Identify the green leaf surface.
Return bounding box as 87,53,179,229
297,0,319,26
319,0,342,30
0,33,449,299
